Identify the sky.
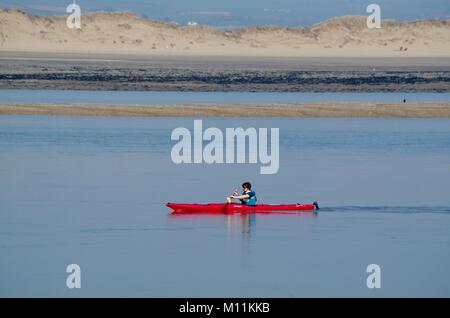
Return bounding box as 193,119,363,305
1,0,449,28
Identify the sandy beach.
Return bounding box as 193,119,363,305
1,102,449,117
1,9,449,111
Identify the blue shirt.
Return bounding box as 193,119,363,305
241,190,257,206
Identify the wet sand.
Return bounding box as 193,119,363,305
2,52,450,68
1,102,449,117
1,53,449,92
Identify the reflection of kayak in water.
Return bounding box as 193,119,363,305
167,202,319,214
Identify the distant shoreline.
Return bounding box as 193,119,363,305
1,103,449,118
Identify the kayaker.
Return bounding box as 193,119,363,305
230,182,257,206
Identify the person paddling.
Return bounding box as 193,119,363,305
229,182,257,206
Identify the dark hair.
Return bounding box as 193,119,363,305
242,182,252,190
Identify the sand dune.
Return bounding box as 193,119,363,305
0,9,449,57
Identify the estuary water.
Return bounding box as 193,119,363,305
1,116,450,297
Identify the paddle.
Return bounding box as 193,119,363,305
226,188,239,204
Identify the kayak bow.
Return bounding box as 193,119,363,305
167,202,319,214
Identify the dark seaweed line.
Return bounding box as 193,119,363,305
1,73,449,86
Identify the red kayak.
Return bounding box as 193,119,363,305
167,202,319,214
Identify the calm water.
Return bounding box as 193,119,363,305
1,116,450,297
1,89,450,105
